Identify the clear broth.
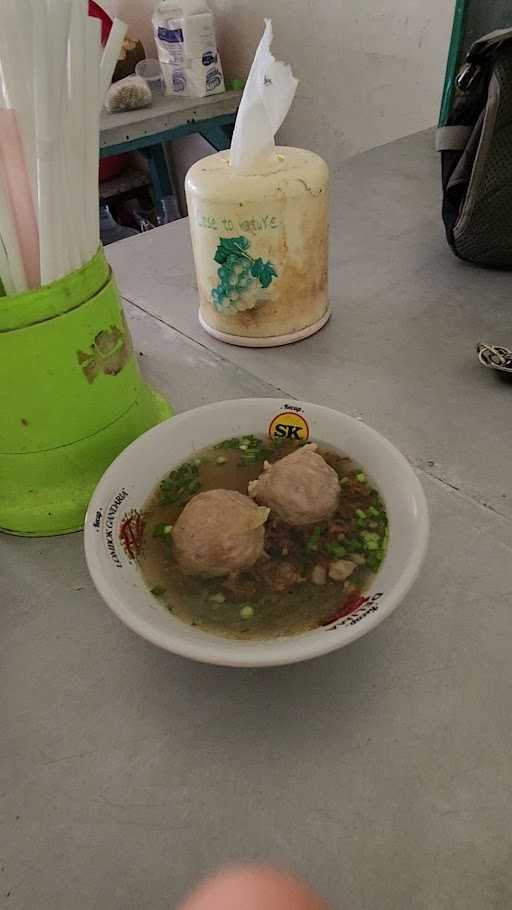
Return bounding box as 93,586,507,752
138,437,388,640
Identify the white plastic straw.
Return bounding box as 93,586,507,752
84,17,102,262
32,0,72,283
0,164,27,294
0,235,14,296
0,107,40,287
99,18,128,112
0,0,37,199
0,1,122,294
62,0,88,271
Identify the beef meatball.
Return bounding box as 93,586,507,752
172,489,270,576
248,444,340,526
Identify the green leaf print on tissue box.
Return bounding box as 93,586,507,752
211,236,278,314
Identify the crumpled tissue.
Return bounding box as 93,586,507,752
230,20,298,174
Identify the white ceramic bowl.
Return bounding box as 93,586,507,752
84,399,429,667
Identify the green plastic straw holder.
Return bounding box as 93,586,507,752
0,248,171,536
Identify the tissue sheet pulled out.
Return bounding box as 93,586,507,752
230,20,298,174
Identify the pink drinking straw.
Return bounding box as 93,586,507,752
0,108,40,288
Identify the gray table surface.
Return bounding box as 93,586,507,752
3,130,512,910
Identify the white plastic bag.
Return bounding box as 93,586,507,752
104,75,152,113
153,0,225,98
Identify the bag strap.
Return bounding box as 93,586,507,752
435,125,473,151
437,28,512,154
456,27,512,94
467,27,512,64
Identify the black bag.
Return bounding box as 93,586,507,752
438,27,512,268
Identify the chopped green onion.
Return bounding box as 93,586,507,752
210,593,226,605
214,434,269,466
356,472,366,483
215,437,241,450
216,456,227,465
346,537,362,552
160,460,201,505
340,476,350,485
240,604,254,619
326,542,347,558
356,509,366,519
153,523,172,537
306,526,324,551
368,506,380,517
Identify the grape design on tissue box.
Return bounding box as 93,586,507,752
153,0,225,98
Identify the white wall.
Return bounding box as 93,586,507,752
103,0,454,168
102,0,156,56
211,0,455,167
